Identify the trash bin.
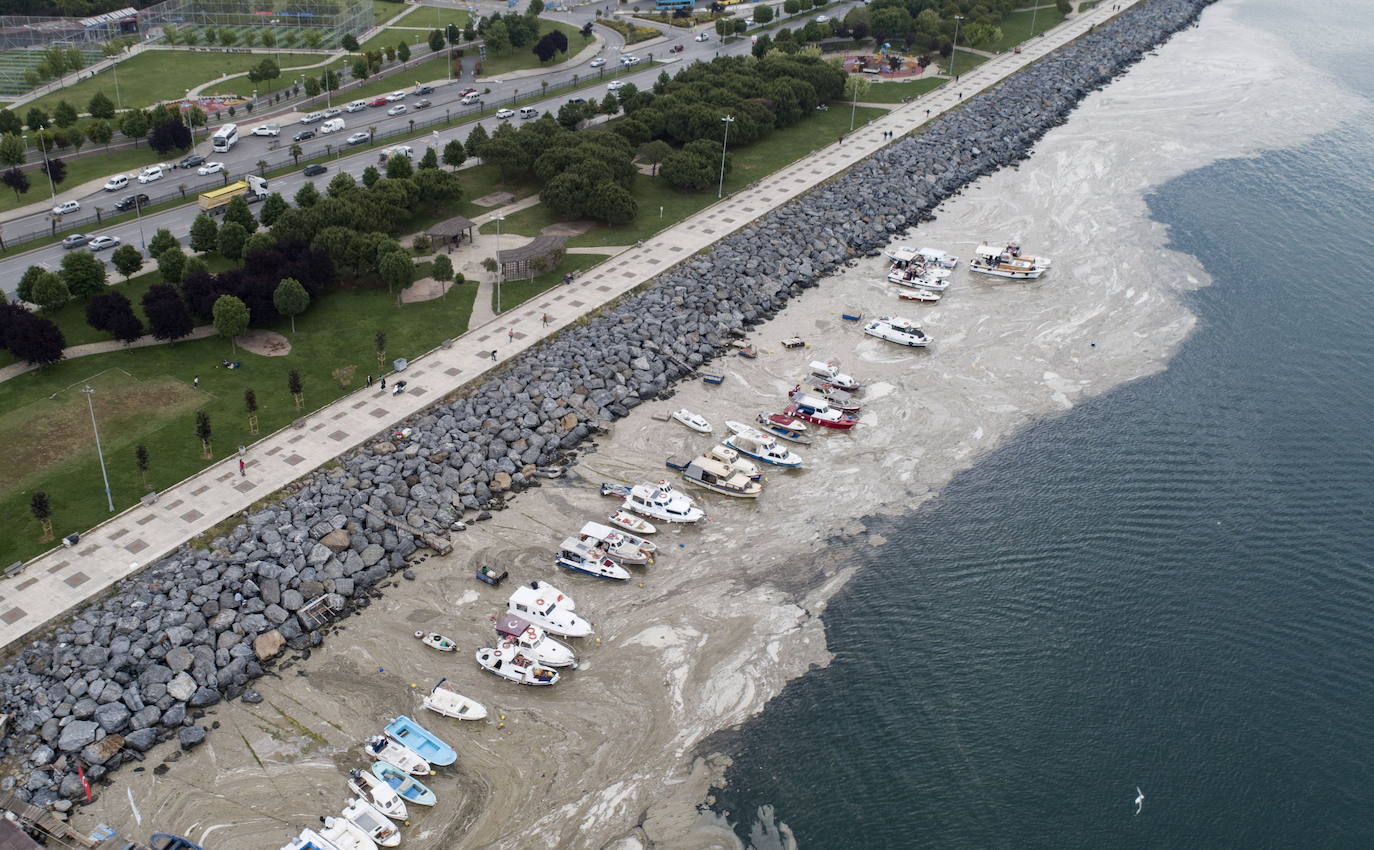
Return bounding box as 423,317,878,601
393,357,408,372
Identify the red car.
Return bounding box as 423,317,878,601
369,97,389,107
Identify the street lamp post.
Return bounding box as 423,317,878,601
134,194,147,251
1030,3,1038,40
950,15,965,81
849,80,859,132
112,59,122,108
494,214,504,314
81,385,116,513
717,114,734,199
24,134,57,200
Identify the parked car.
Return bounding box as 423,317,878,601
88,235,120,251
197,161,225,176
103,175,129,192
293,129,315,141
413,98,432,109
137,165,164,184
303,163,328,176
113,193,149,212
590,57,606,67
384,90,406,102
744,17,754,26
322,107,343,119
369,97,389,107
386,104,408,116
346,131,371,145
251,124,280,136
494,108,515,119
345,100,368,113
413,85,434,95
178,154,205,169
61,233,91,249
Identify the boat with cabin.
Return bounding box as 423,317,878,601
724,422,803,467
794,380,862,413
756,412,812,444
281,828,344,850
968,241,1051,279
578,520,655,565
555,537,631,580
508,581,593,637
319,816,378,850
496,612,578,667
671,409,712,433
346,769,407,821
784,400,858,430
371,762,437,807
608,509,657,534
915,246,958,268
897,288,941,302
475,646,561,685
703,443,761,480
363,734,430,776
864,316,932,347
809,361,862,392
383,716,456,767
422,678,489,720
680,455,763,498
621,481,706,523
341,798,402,847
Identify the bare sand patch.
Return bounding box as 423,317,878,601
400,277,459,304
472,191,517,207
236,329,291,357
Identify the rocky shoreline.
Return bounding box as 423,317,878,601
0,0,1215,812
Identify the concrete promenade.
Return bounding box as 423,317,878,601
0,0,1138,652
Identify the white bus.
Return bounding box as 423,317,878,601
211,123,239,153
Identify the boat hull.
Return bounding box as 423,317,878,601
383,716,456,767
556,555,631,580
371,762,437,807
784,404,857,430
968,264,1046,279
608,510,657,534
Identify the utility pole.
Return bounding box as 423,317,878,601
81,385,116,513
717,114,734,199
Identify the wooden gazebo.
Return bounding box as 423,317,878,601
498,234,567,281
426,215,476,249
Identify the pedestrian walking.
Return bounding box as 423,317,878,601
508,328,515,343
381,377,387,390
491,349,498,361
193,375,199,388
542,313,551,327
366,374,373,387
238,459,245,477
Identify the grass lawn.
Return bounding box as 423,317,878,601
598,19,662,45
484,105,889,248
0,280,477,567
494,251,610,313
23,51,325,117
373,0,410,26
988,6,1067,51
341,54,454,101
397,5,472,32
856,77,945,103
453,162,539,219
479,21,586,78
0,144,175,216
357,28,430,56
935,49,991,76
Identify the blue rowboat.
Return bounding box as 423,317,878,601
383,715,456,767
372,761,438,807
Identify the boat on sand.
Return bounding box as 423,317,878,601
422,678,488,721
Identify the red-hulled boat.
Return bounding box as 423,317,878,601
784,401,858,430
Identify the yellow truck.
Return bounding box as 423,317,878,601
197,175,269,214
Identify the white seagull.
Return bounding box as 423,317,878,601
1135,787,1145,816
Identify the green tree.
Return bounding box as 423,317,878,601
120,110,148,146
218,221,248,260
418,147,439,170
223,195,258,234
352,58,370,81
259,192,288,226
157,246,187,284
0,133,24,167
385,154,413,179
485,20,511,55
189,213,219,253
378,250,413,297
17,265,45,303
86,119,113,150
212,294,250,352
428,29,444,52
442,138,466,170
528,0,544,14
272,277,310,332
288,141,303,165
341,33,359,51
586,181,637,225
195,410,212,457
396,41,410,62
183,254,209,279
25,107,49,131
260,29,276,47
783,0,800,13
59,249,107,298
295,182,321,208
148,228,178,258
111,243,144,280
431,254,453,289
30,491,52,540
361,165,381,187
52,101,78,128
327,171,358,197
243,230,275,259
754,4,774,23
31,271,70,311
0,109,21,136
303,76,321,97
465,123,489,160
637,139,671,176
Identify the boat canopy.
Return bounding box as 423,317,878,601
689,455,734,479
496,612,531,638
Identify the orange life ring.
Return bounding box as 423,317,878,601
526,627,537,638
536,598,546,606
493,650,502,658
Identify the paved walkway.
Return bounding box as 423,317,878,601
0,0,1138,651
0,326,217,383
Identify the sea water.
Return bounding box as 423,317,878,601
711,0,1374,846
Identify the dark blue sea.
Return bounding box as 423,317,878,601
711,1,1374,846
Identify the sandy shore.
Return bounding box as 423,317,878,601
72,5,1359,848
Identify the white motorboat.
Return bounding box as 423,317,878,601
363,734,430,776
969,241,1051,279
347,768,407,821
681,455,763,498
864,316,932,347
422,678,489,720
671,408,712,433
475,646,561,686
794,380,862,412
282,828,343,850
897,288,941,303
809,361,862,393
496,612,578,667
555,537,631,580
888,265,951,290
608,509,657,534
341,798,401,847
413,631,456,652
723,423,803,468
578,520,654,565
508,582,593,637
622,481,706,524
916,246,959,268
320,816,378,850
756,413,812,445
703,444,762,480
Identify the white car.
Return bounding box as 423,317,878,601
814,14,829,23
137,165,164,184
88,235,121,251
300,111,324,124
620,55,640,66
103,175,129,192
607,80,626,92
694,32,710,41
251,124,279,136
322,107,343,119
460,92,481,105
346,131,370,145
383,145,413,158
590,57,606,67
51,199,80,216
345,100,368,113
495,108,515,119
744,17,754,26
386,104,408,116
197,162,224,176
385,90,406,102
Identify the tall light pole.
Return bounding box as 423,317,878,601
134,194,147,252
717,114,734,199
494,213,504,314
24,134,56,200
81,385,116,513
1029,3,1038,40
112,58,122,108
849,79,859,132
950,15,964,81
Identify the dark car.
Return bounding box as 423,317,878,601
293,129,315,141
178,154,205,169
413,85,434,95
113,193,150,212
414,98,432,109
303,163,328,177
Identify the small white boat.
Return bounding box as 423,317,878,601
756,413,812,445
864,316,932,347
672,409,712,433
897,288,941,303
341,797,401,847
969,241,1051,279
556,537,631,581
916,246,959,268
608,509,657,535
363,735,430,777
320,816,378,850
724,423,803,468
622,481,706,524
579,520,655,565
809,361,862,393
496,612,578,667
422,678,489,721
347,768,407,821
508,581,593,637
475,646,561,686
888,265,951,290
414,631,457,652
681,456,763,498
282,828,344,850
371,761,437,807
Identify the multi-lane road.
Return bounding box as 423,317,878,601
0,7,788,293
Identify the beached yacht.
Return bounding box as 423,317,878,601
556,537,631,580
370,762,437,807
680,455,763,498
508,582,593,637
671,409,712,433
887,264,952,291
622,481,707,523
794,380,862,412
496,612,578,667
703,443,762,480
897,288,941,303
578,520,655,565
864,316,932,347
724,422,804,468
422,678,489,720
341,798,401,847
968,241,1051,279
809,361,862,393
756,413,812,444
608,509,657,534
475,646,561,685
915,247,959,268
784,400,859,430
